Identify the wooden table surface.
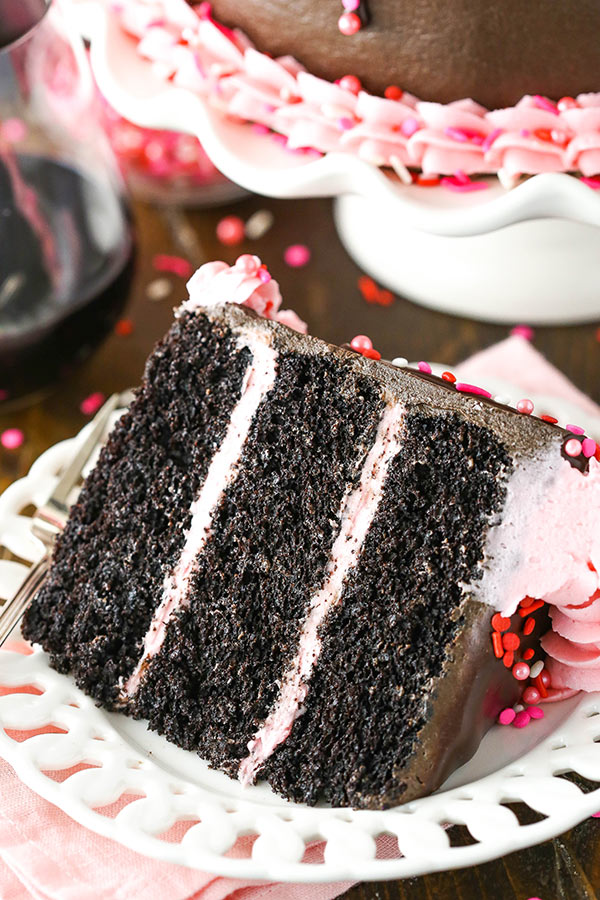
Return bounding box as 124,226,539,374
1,191,599,899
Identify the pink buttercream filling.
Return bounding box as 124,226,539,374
113,0,600,180
238,401,406,786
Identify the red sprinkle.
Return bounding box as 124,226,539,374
522,685,540,705
384,85,404,101
492,632,504,658
350,334,372,352
534,674,548,698
80,392,105,417
510,324,534,341
518,599,544,617
152,254,193,279
441,371,456,383
491,613,511,632
502,632,520,651
362,348,382,361
516,398,534,415
503,651,514,668
513,662,530,681
338,11,361,34
523,617,536,636
338,75,361,94
519,596,535,608
540,415,559,424
523,648,535,660
357,275,379,303
114,318,134,337
415,174,440,187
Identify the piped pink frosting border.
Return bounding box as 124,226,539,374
114,0,600,181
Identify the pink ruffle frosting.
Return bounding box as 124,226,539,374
184,254,307,332
114,0,600,182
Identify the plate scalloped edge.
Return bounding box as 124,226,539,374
1,404,600,882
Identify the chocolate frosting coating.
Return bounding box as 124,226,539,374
210,0,600,109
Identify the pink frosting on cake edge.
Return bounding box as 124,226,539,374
501,457,600,693
114,0,600,182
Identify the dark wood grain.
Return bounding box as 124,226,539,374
1,193,599,897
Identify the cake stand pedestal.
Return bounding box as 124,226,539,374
88,2,600,325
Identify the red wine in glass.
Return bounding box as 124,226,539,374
0,153,135,407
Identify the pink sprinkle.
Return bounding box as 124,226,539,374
533,95,559,115
455,382,492,398
528,706,545,720
522,686,541,705
80,392,105,417
517,398,534,415
498,708,516,725
513,710,531,728
350,335,373,352
453,169,470,186
0,118,27,143
338,74,361,94
417,361,432,374
338,116,355,131
511,324,534,340
284,244,311,268
592,812,600,818
513,662,531,681
251,123,270,135
216,215,245,246
582,177,600,190
482,128,503,152
520,129,531,138
338,11,361,35
342,0,360,9
401,117,419,138
440,177,489,193
258,267,272,284
152,254,193,279
1,428,24,450
444,127,469,143
582,438,597,458
565,438,583,458
566,423,585,435
271,133,288,147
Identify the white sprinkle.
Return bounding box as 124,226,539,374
530,660,544,679
392,357,408,368
389,155,413,185
245,209,275,240
514,704,525,713
146,277,172,301
498,169,521,191
494,395,511,406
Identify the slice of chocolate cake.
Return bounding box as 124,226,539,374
23,255,600,809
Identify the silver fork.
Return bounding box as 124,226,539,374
0,391,131,645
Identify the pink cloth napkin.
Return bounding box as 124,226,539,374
1,335,598,900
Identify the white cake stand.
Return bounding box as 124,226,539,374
88,4,600,324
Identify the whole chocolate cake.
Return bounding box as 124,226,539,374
209,0,600,110
116,0,600,182
23,256,600,809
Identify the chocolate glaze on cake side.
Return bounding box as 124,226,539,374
23,257,600,810
209,0,600,108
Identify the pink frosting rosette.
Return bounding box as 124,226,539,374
274,72,358,153
340,91,420,168
562,105,600,176
185,255,307,332
408,100,494,175
485,97,568,175
225,50,302,131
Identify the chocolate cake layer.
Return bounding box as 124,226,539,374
134,348,384,772
23,315,250,703
211,0,600,109
262,411,513,808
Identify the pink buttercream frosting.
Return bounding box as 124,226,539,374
113,0,600,181
185,254,307,332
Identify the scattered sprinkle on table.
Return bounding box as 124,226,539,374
511,324,535,340
152,254,193,279
284,244,311,268
1,428,24,450
146,278,172,302
245,209,274,240
357,274,395,306
216,215,245,246
80,392,105,416
114,318,134,337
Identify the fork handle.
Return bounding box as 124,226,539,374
0,555,51,646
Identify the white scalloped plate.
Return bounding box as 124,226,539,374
1,387,600,882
